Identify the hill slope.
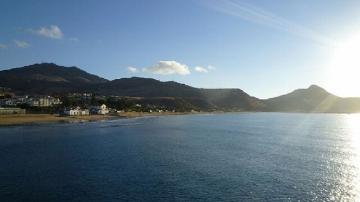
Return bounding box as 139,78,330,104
200,88,265,111
97,77,201,98
95,77,264,111
264,85,360,113
0,63,107,94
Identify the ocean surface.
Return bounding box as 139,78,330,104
0,113,359,201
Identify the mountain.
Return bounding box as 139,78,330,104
0,63,263,111
95,78,265,111
200,89,265,111
97,77,201,97
264,85,360,113
0,63,107,94
2,63,360,113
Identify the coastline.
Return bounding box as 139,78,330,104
0,112,204,126
2,111,353,127
0,114,114,126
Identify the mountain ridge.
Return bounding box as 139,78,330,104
1,63,360,113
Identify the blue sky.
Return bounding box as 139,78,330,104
1,0,360,98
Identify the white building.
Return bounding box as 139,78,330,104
81,109,90,116
29,97,62,107
98,104,109,115
64,107,80,116
91,104,109,115
64,107,89,116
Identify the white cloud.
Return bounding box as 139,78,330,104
128,66,138,73
131,61,211,75
145,61,191,75
14,40,29,48
0,44,7,49
195,65,216,73
195,66,209,73
35,25,63,39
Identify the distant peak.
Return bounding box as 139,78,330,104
24,63,84,71
308,85,324,90
305,85,332,95
24,63,62,69
130,76,147,79
126,77,157,81
31,62,58,67
39,62,57,66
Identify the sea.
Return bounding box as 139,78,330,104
0,113,359,201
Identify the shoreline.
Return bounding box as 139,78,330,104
1,111,357,127
0,112,204,126
0,114,114,126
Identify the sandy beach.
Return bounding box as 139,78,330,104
0,114,119,126
0,112,201,126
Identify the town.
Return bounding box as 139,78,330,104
0,89,182,116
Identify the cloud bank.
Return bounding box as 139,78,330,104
35,25,63,39
14,40,29,48
145,61,191,75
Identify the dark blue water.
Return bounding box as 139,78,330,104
0,113,359,201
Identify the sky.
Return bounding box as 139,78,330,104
1,0,360,98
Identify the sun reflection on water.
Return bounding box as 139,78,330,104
345,114,360,201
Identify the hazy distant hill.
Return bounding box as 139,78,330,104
264,85,360,113
1,63,360,112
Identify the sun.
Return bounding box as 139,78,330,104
326,33,360,97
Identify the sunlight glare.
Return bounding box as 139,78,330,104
346,114,360,200
327,33,360,97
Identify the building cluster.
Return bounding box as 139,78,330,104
0,96,62,107
64,107,89,116
63,104,109,116
0,91,183,116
